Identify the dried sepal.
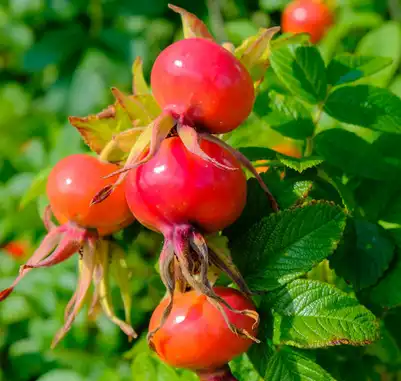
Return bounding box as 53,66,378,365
235,27,281,87
112,88,161,126
0,229,62,301
97,240,137,339
69,102,132,155
222,42,235,53
168,4,214,40
91,112,175,205
148,239,176,344
52,238,97,348
177,124,236,171
151,225,260,343
205,234,252,296
132,57,150,95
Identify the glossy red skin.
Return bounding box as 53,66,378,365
149,287,258,370
47,154,134,235
124,137,247,235
151,38,255,134
282,0,334,44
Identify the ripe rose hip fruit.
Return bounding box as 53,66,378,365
0,154,137,346
149,287,258,371
151,38,255,134
282,0,334,44
47,154,133,235
125,136,246,235
125,136,255,340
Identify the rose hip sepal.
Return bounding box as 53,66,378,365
149,287,258,380
0,154,136,347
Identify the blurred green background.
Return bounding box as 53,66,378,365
1,0,401,380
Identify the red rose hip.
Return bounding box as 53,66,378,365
151,38,255,133
47,154,133,235
282,0,334,44
149,287,258,370
124,136,247,235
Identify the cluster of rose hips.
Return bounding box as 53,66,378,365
0,2,334,380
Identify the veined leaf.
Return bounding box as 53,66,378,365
327,54,393,86
228,202,346,291
270,44,327,104
324,85,401,134
268,279,379,348
265,347,336,381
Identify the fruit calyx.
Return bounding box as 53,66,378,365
0,206,137,347
148,223,259,344
197,366,238,381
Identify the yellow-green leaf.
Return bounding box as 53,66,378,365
69,102,132,154
132,57,150,95
112,88,161,126
235,27,280,86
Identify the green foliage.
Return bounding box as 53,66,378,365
270,44,327,104
324,85,401,133
264,91,315,139
228,202,346,291
326,54,393,86
3,1,401,381
266,347,336,380
268,279,378,347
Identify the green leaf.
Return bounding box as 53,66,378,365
324,85,401,134
330,220,394,290
265,347,336,380
263,171,314,210
19,167,51,209
265,91,315,139
356,22,401,87
225,113,295,149
132,352,179,381
268,279,379,347
327,54,393,86
270,44,327,104
230,353,264,381
355,179,401,222
315,129,401,180
224,177,274,239
228,202,346,291
247,299,275,377
225,171,314,238
278,154,323,172
369,253,401,309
